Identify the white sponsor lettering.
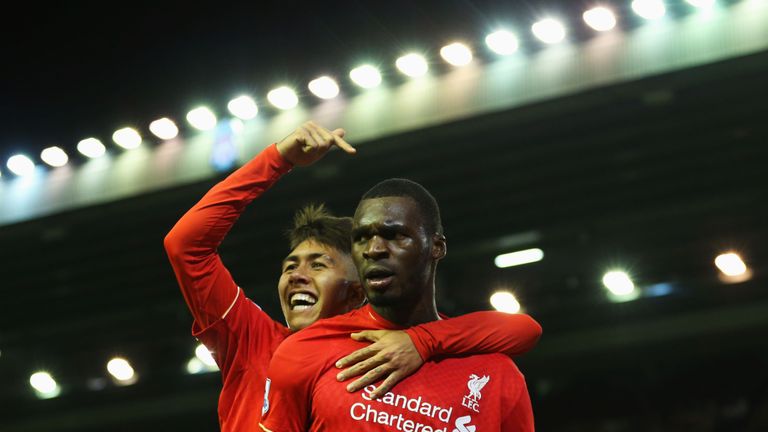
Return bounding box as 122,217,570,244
362,385,453,422
350,402,447,432
452,415,476,432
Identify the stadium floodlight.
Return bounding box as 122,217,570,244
7,154,36,176
349,65,382,89
602,270,635,296
715,252,747,276
632,0,667,20
149,118,179,140
106,357,136,383
440,42,473,66
41,146,69,167
30,371,60,399
186,106,217,131
395,53,429,77
532,18,566,44
227,95,259,120
494,248,544,268
267,86,299,110
485,30,520,55
490,291,521,314
308,76,340,99
77,138,106,158
112,127,142,150
195,343,217,367
583,6,618,31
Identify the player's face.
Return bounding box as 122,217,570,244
278,239,362,331
352,197,434,307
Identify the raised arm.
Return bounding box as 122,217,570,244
163,143,293,332
335,311,541,398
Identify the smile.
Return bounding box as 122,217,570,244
289,292,318,311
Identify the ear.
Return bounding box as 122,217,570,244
431,234,447,260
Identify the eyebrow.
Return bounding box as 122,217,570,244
352,222,408,236
282,252,333,265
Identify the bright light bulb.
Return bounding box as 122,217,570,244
583,7,618,31
149,118,179,140
532,18,566,44
632,0,667,20
195,344,217,367
267,86,299,110
308,76,340,99
30,371,60,398
41,146,69,167
186,106,217,131
112,127,142,150
77,138,106,158
227,95,258,120
7,154,36,176
602,271,635,295
490,291,521,314
349,65,382,89
186,358,205,375
715,253,747,276
440,42,473,66
395,53,429,77
485,30,520,55
107,357,135,382
494,248,544,268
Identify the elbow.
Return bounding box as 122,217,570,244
510,313,543,351
163,226,187,258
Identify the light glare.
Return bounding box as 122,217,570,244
77,138,106,158
715,253,747,276
532,18,566,44
349,65,382,89
41,146,69,167
632,0,667,20
308,76,340,99
494,248,544,268
30,372,60,398
602,271,635,295
267,86,299,110
186,107,218,131
583,7,618,31
485,30,520,55
195,343,217,367
107,358,135,381
490,291,521,314
440,42,473,66
7,154,36,176
396,53,429,77
227,95,259,120
149,118,179,140
686,0,716,7
112,127,142,150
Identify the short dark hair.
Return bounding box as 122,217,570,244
360,178,443,235
287,204,353,254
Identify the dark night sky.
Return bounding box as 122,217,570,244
1,0,583,159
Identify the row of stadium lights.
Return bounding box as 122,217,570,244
24,249,751,399
490,249,752,312
1,0,725,178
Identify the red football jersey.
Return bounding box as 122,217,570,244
260,305,535,432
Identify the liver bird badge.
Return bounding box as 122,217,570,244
467,374,490,401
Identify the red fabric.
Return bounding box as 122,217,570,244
164,144,293,432
260,305,535,432
406,311,543,361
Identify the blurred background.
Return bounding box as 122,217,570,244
1,1,767,431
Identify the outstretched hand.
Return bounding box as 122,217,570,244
276,121,356,167
335,330,424,399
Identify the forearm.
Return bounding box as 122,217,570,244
405,311,542,360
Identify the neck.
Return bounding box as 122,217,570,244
371,282,440,327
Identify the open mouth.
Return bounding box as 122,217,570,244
289,292,318,311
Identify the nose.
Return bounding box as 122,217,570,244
288,266,310,285
363,235,388,260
